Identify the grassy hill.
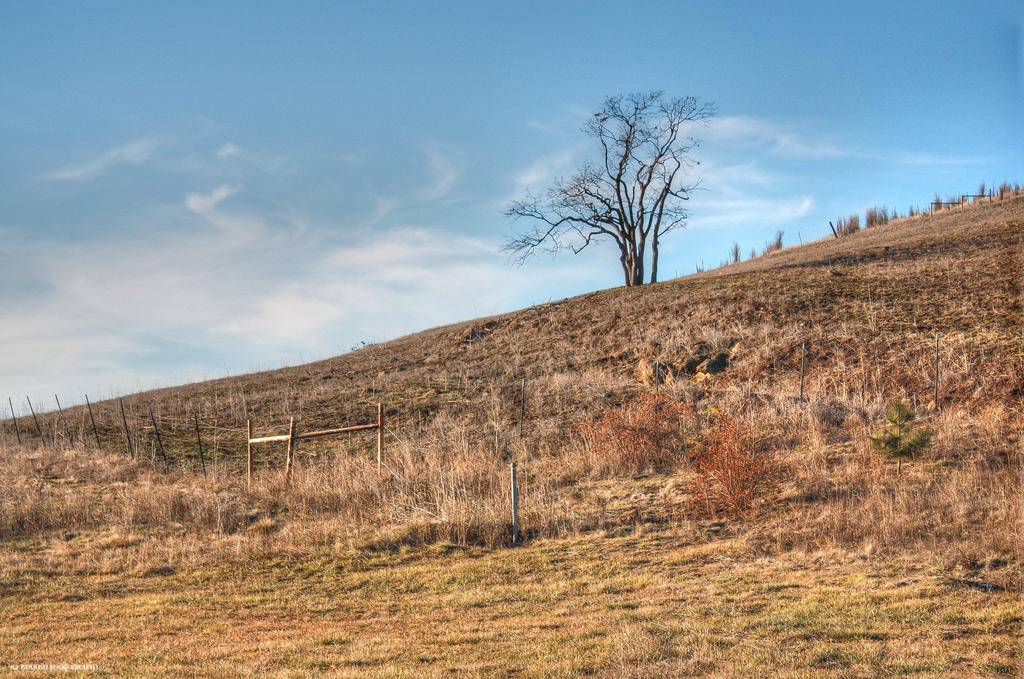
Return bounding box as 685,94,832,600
0,192,1021,677
10,192,1021,461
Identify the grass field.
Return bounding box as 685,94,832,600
2,528,1020,678
1,191,1021,676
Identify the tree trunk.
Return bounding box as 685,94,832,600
620,245,649,287
620,251,633,286
650,236,659,284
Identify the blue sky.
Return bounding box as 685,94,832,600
1,0,1021,408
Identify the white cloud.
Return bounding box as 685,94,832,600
418,143,461,201
703,115,981,166
0,198,603,404
47,138,160,181
771,133,847,159
688,196,815,229
501,143,588,208
883,150,984,166
185,184,239,214
512,148,578,191
696,159,779,193
368,197,400,224
704,116,848,159
216,142,240,158
182,184,275,241
236,226,599,345
527,119,558,134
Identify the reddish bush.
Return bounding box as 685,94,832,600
575,393,692,477
689,415,782,517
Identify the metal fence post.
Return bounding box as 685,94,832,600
194,412,207,477
148,405,168,469
119,398,134,459
27,397,45,446
85,394,100,450
8,397,21,446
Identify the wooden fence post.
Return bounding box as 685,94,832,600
510,462,519,545
376,403,384,472
54,395,70,444
284,416,296,484
934,331,940,409
799,342,806,402
85,394,101,450
148,406,168,469
119,398,134,459
246,419,253,489
194,412,207,477
8,397,22,446
26,397,44,446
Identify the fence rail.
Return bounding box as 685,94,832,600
246,403,385,487
931,190,997,212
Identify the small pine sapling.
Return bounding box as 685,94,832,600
869,399,932,475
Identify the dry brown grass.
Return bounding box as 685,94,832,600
1,375,1017,587
1,527,1019,677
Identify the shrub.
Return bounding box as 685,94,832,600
689,415,781,517
865,206,892,228
869,399,932,475
762,230,784,255
575,393,692,477
836,214,860,236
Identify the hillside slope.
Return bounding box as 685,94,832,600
1,192,1021,678
10,193,1020,462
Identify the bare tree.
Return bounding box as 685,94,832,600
504,91,715,286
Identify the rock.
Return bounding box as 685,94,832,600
682,355,710,374
456,320,501,344
698,353,730,374
693,341,714,355
635,359,677,385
